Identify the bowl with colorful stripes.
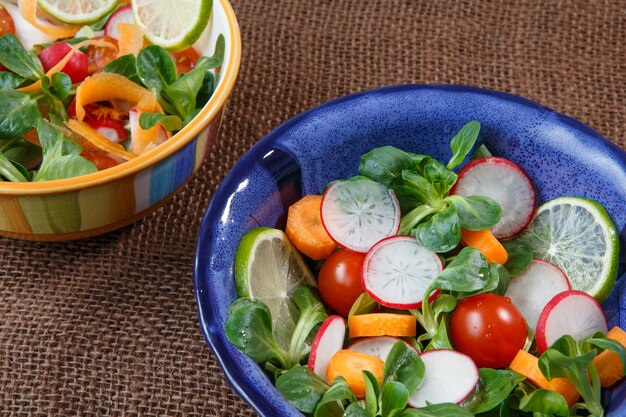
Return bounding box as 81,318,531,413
0,0,240,241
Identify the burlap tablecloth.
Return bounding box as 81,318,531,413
1,0,624,415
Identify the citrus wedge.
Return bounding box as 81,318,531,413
515,197,619,302
234,227,317,350
131,0,212,50
38,0,118,24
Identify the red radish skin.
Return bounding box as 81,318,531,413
505,259,571,330
86,118,128,143
105,6,134,40
38,42,89,83
362,236,442,309
451,157,535,239
536,290,608,353
320,180,401,253
348,336,416,362
408,349,479,408
308,315,346,381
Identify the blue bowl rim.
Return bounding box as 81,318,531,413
193,83,626,417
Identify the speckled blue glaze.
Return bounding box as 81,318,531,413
194,85,626,417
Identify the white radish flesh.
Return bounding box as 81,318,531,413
362,236,442,308
348,336,415,362
505,259,570,330
321,179,400,253
535,290,608,353
451,157,535,239
104,5,134,40
307,315,346,381
408,349,479,408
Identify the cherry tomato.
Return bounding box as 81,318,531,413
38,42,89,84
318,249,366,317
170,47,200,75
0,5,15,36
449,293,527,368
85,36,118,74
81,151,119,171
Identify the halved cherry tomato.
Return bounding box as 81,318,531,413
318,249,366,317
81,151,119,171
170,47,200,75
449,293,527,368
85,36,119,74
38,42,89,83
0,5,15,36
86,117,128,142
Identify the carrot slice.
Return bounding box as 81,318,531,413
74,72,163,122
348,313,416,338
593,326,626,387
65,119,137,161
509,349,580,406
18,39,116,93
285,195,337,260
461,228,509,265
117,23,145,57
325,350,384,397
18,0,80,39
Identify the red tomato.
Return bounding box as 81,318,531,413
318,249,366,317
81,151,119,171
0,5,15,36
449,293,527,368
85,36,119,74
170,47,200,75
38,42,89,83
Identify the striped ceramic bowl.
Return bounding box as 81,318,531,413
0,0,241,241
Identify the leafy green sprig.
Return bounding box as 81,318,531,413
359,121,502,253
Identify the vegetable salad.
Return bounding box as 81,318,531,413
226,121,626,417
0,1,224,182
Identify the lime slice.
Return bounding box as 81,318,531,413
38,0,118,24
516,197,619,302
234,227,317,350
131,0,212,50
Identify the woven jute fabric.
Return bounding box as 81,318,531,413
0,0,624,415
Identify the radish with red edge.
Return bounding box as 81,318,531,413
408,349,479,408
308,315,346,381
38,42,89,84
362,236,442,308
104,5,134,40
348,336,415,362
536,290,608,353
86,118,128,143
451,157,535,239
505,259,571,330
321,179,400,253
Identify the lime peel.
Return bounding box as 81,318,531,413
38,0,119,24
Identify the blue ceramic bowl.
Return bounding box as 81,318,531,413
194,85,626,416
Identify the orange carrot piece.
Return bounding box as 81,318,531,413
74,72,163,122
285,195,337,260
461,228,509,265
509,349,580,406
326,350,384,397
65,120,137,161
348,313,416,338
117,23,145,57
18,39,117,93
129,109,169,155
18,0,80,39
593,326,626,387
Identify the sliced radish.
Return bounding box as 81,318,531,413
408,349,478,408
104,5,134,40
308,315,346,381
86,118,128,143
362,236,442,309
535,290,608,353
321,179,401,253
451,157,535,239
505,259,570,330
348,336,416,362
